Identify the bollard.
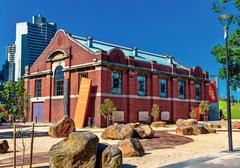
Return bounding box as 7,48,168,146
29,123,35,168
13,124,16,168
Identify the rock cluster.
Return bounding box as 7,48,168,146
101,123,134,140
176,119,216,136
101,123,154,140
134,124,154,139
118,138,145,157
0,140,9,153
49,132,99,168
176,119,198,127
232,121,240,129
49,132,123,168
97,143,122,168
151,121,166,128
49,116,75,138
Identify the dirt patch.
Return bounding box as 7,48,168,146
141,131,193,151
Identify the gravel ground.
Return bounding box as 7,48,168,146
0,122,240,168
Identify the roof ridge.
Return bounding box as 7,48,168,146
72,35,169,59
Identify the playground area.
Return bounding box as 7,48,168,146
0,121,240,168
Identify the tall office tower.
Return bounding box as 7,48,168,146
15,14,57,81
6,44,16,81
0,69,3,91
1,62,9,82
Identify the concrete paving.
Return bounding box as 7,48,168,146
162,149,240,168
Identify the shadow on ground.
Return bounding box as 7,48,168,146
0,131,48,139
141,130,193,151
0,123,50,129
122,163,138,168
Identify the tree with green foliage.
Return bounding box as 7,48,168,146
0,81,30,122
99,98,117,126
199,101,210,121
211,0,240,91
151,104,160,122
189,107,197,119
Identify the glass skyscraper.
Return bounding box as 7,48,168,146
15,14,57,81
6,43,16,81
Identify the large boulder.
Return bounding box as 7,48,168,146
117,138,145,157
49,132,99,168
206,127,217,133
133,124,154,139
0,140,9,153
102,123,134,140
212,124,221,129
128,122,141,128
176,126,195,135
205,123,221,129
97,143,122,168
193,125,209,134
49,116,75,138
232,121,240,129
176,119,198,127
176,119,184,127
151,121,166,128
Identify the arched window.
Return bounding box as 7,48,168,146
54,66,64,96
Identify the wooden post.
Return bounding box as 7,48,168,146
13,124,16,168
29,123,34,168
64,78,70,116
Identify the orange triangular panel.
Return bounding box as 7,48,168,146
74,77,92,128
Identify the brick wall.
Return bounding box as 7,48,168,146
24,30,210,127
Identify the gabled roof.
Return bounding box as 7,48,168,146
71,35,189,70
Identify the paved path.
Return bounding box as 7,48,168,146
162,149,240,168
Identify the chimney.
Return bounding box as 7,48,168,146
24,66,30,75
87,36,93,48
132,47,138,57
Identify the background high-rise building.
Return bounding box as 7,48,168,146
0,69,3,91
6,44,16,81
15,14,57,81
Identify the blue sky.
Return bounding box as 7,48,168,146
0,0,239,99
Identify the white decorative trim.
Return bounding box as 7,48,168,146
52,96,64,99
30,93,202,103
30,70,51,75
64,61,102,70
30,97,46,102
89,92,201,102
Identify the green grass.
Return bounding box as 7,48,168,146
219,100,240,119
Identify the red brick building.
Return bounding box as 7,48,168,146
24,29,209,127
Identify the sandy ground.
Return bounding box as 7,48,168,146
0,122,240,168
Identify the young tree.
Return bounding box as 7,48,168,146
99,98,117,126
0,81,30,122
199,101,209,121
189,107,197,119
211,0,240,91
151,104,160,122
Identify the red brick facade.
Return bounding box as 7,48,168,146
24,30,209,127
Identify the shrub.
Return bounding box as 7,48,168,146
151,104,160,122
189,107,196,119
99,98,117,126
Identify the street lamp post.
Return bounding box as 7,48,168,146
218,14,234,152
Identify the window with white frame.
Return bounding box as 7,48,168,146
178,81,186,99
54,66,64,96
160,78,168,98
34,79,42,97
195,83,201,100
112,72,122,94
137,76,147,96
